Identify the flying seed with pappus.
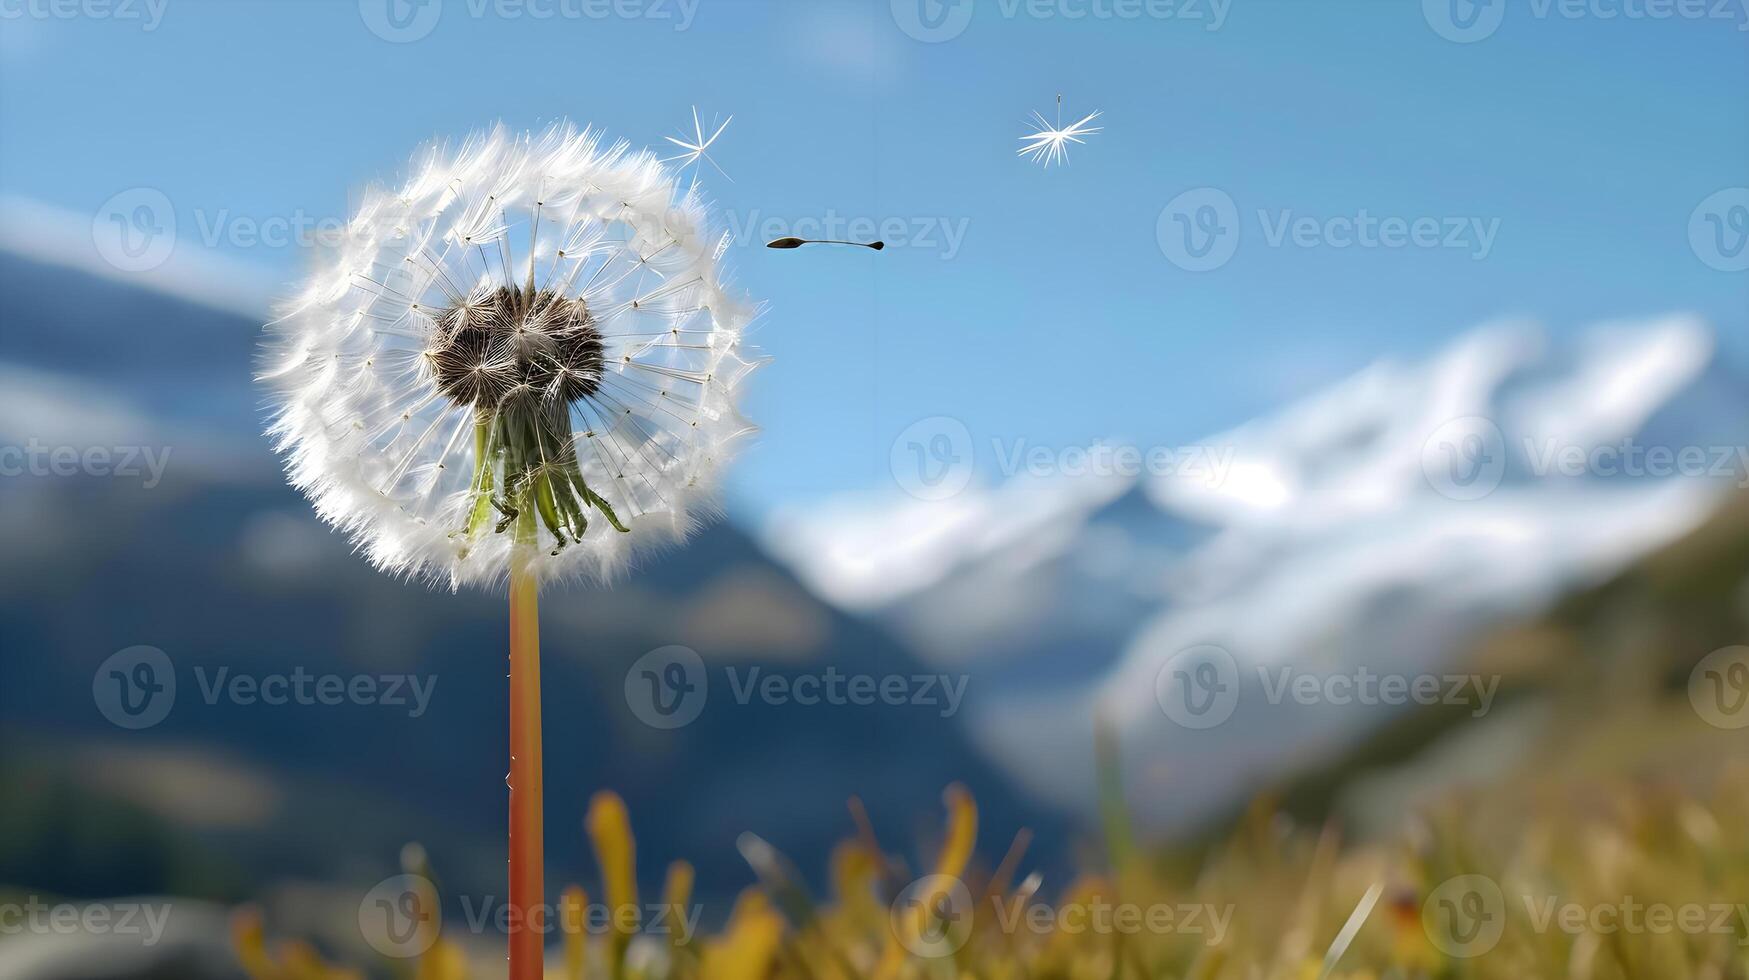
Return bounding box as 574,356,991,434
767,237,884,250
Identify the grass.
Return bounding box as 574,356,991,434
228,690,1749,980
227,498,1749,980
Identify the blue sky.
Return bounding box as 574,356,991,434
1,0,1744,520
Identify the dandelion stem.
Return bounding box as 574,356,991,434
508,559,546,980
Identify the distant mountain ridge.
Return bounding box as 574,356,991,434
768,316,1749,830
0,250,1068,907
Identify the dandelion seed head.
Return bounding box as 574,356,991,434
261,121,763,590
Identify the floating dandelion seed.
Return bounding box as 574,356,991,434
1018,94,1103,169
662,105,733,182
258,120,760,980
261,122,762,589
766,237,884,250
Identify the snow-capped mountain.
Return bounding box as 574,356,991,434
766,316,1749,831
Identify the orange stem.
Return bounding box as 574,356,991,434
508,563,546,980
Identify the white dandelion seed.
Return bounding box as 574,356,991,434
260,122,763,590
1018,94,1103,169
662,106,733,182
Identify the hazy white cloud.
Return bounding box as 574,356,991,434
0,193,279,319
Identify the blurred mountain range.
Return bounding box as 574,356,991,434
768,314,1749,832
5,234,1747,920
0,251,1067,910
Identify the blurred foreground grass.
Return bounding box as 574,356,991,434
237,703,1749,980
234,497,1749,979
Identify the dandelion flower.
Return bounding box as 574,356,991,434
261,121,762,591
258,120,761,980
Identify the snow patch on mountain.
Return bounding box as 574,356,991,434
765,315,1747,828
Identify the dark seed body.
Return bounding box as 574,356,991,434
430,286,604,410
433,287,627,546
